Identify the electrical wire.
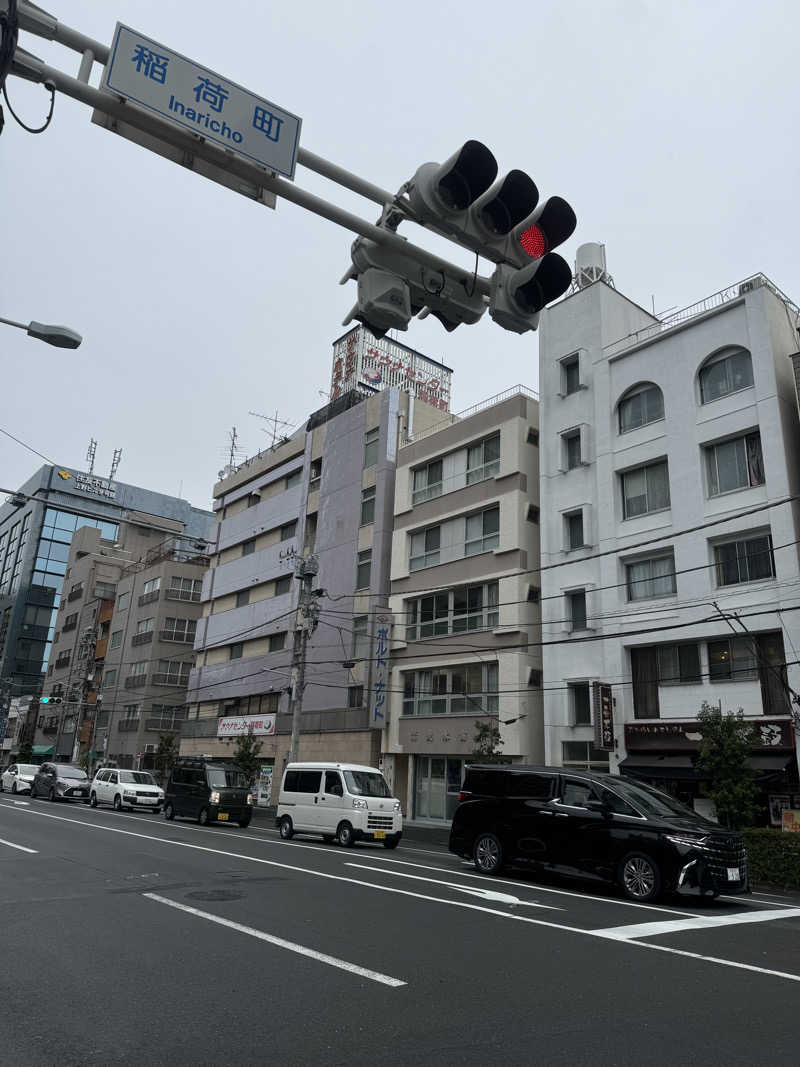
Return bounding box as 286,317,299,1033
2,80,55,134
0,425,58,467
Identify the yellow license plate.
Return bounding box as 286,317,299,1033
373,830,386,840
217,812,229,821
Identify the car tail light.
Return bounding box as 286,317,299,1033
458,791,471,802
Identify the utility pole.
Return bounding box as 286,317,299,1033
286,555,322,765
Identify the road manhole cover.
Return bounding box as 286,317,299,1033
186,889,244,902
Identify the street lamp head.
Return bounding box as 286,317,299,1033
26,321,83,349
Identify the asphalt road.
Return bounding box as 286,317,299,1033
2,794,799,1067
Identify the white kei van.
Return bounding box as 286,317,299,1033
276,762,402,849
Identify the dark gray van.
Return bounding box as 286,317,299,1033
164,757,253,827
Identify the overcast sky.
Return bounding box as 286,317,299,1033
2,0,799,510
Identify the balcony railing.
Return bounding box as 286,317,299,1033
165,588,202,602
54,656,71,669
124,675,148,689
159,630,195,643
138,590,160,606
144,719,182,732
118,720,140,732
152,672,191,686
132,631,153,646
67,586,84,602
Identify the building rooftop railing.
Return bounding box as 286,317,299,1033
408,384,538,445
604,273,800,359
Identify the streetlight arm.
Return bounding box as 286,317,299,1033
0,313,82,348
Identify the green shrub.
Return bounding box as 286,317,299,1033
741,828,800,889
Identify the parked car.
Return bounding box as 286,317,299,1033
276,762,403,848
89,768,164,812
164,757,254,827
449,764,748,903
0,763,38,795
30,763,90,802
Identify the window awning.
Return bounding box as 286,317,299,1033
620,752,795,782
32,744,54,755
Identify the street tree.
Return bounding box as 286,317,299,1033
230,727,263,785
155,732,178,786
471,720,506,764
17,738,33,763
695,701,760,829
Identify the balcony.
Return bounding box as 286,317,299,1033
54,656,71,670
124,675,148,689
132,631,153,646
180,718,219,739
118,720,140,732
67,586,84,602
152,673,191,687
165,589,201,602
159,630,195,644
145,719,182,732
138,590,160,607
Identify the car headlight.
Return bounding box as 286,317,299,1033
393,800,401,812
209,791,221,805
123,790,137,799
665,834,709,850
351,797,368,809
247,793,256,806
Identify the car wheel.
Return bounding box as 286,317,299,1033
164,802,175,821
11,782,17,795
619,852,662,903
473,831,503,875
48,787,56,803
238,817,251,829
321,834,335,843
383,838,400,850
113,794,123,812
279,815,294,840
89,792,98,808
198,807,210,826
336,821,355,848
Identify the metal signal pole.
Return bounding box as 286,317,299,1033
286,555,322,766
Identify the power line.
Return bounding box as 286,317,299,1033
0,424,57,467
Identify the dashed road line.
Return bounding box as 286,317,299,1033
0,835,37,854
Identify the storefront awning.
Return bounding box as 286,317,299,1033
619,755,698,780
32,744,54,755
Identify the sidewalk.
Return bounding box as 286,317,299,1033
251,805,451,848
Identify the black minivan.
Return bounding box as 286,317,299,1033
449,765,748,903
164,757,253,827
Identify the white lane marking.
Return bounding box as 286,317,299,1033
593,907,800,941
0,836,37,853
344,862,561,909
720,895,798,909
144,893,406,987
8,804,800,984
13,801,30,807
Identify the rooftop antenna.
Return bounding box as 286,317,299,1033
109,448,122,480
227,426,240,469
249,410,294,449
86,438,97,475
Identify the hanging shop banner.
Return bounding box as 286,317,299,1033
371,613,392,729
217,713,276,738
592,682,614,750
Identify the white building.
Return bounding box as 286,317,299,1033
538,249,800,816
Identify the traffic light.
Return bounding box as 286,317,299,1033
343,236,485,338
40,696,63,705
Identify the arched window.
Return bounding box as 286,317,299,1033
618,383,664,434
699,348,753,404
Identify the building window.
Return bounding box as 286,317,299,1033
410,526,440,571
563,431,582,470
348,685,364,709
413,458,443,505
562,354,580,395
618,384,664,433
236,589,250,608
626,553,677,601
708,637,758,681
705,432,764,497
356,549,372,589
274,575,292,596
364,427,380,468
168,577,203,601
527,428,539,446
285,469,302,490
699,348,754,404
360,486,376,526
230,643,243,660
117,592,129,612
143,577,160,595
566,511,584,551
162,618,196,642
155,659,192,685
466,433,501,485
352,616,370,661
621,460,670,519
405,582,499,642
569,683,591,725
403,662,498,716
129,661,147,677
122,704,140,724
309,459,322,492
527,505,540,524
280,521,297,542
148,705,186,730
657,644,701,685
562,741,610,771
103,669,117,689
95,581,117,600
137,617,154,634
269,632,286,652
714,534,774,586
465,505,500,556
567,591,587,631
241,538,256,557
247,493,260,508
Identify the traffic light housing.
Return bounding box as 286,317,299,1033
489,253,573,334
40,696,63,705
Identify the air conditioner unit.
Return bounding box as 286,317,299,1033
144,744,157,754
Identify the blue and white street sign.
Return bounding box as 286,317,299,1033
103,24,302,180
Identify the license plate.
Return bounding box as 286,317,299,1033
138,798,154,804
217,812,229,821
727,867,740,880
373,830,386,840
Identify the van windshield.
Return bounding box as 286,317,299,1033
343,770,391,798
206,768,249,790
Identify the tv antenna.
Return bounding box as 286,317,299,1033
86,438,97,475
109,448,122,480
250,410,294,449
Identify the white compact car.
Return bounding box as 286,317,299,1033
276,762,402,848
0,763,37,795
90,768,164,812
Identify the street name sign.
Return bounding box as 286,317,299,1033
95,23,301,195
